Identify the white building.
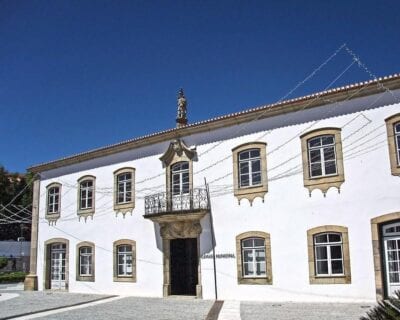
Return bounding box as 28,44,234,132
24,75,400,303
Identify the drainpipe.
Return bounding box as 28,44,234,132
204,178,218,300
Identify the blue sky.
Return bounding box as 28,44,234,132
1,0,399,172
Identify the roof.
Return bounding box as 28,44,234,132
29,73,400,173
0,241,30,257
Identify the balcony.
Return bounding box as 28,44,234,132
144,188,210,217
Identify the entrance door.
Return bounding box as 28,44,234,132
170,238,198,295
383,222,400,296
50,243,66,290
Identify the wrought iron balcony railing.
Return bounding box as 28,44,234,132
144,188,210,215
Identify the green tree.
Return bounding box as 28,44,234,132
361,291,400,320
0,166,33,241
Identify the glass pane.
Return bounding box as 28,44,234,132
252,172,261,185
244,263,253,276
310,163,322,177
254,239,265,247
321,136,334,145
315,246,327,259
328,234,341,243
182,173,189,183
309,150,321,163
126,254,132,264
330,246,342,259
256,263,266,275
387,240,397,250
181,162,189,170
255,249,265,262
250,149,260,158
331,260,343,274
315,234,328,243
240,162,249,174
182,183,189,194
388,250,398,261
395,123,400,133
389,262,399,272
323,147,335,160
325,161,337,175
251,160,260,172
239,151,250,160
240,174,249,187
316,261,328,274
390,272,400,283
242,239,253,248
118,265,125,275
308,137,321,148
243,250,253,262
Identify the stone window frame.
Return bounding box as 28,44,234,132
76,241,95,282
385,113,400,176
43,238,69,290
77,175,96,220
113,167,135,216
113,239,136,282
300,128,345,196
232,142,268,205
307,225,351,284
45,182,62,225
236,231,272,285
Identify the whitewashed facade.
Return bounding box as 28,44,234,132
25,74,400,303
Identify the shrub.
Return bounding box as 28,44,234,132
0,271,27,283
361,291,400,320
0,256,8,269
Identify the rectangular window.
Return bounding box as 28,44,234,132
238,149,261,187
314,233,344,276
117,245,133,276
171,162,190,195
241,237,266,277
47,187,60,214
79,247,92,276
117,173,132,204
395,122,400,165
308,135,337,178
80,180,93,210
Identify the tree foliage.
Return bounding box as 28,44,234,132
0,257,7,269
361,291,400,320
0,166,33,241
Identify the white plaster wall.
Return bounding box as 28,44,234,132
36,90,400,302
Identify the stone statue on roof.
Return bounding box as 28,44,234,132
176,88,188,127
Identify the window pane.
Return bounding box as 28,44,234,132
325,161,337,175
239,151,250,160
331,260,343,274
315,246,327,259
243,250,253,262
244,263,253,276
309,150,321,163
323,147,335,160
118,265,125,275
390,272,400,283
182,173,189,183
315,234,328,243
251,160,260,172
254,239,265,247
255,249,265,261
389,262,399,272
250,149,260,158
242,239,253,248
309,137,321,148
240,162,249,174
316,261,328,274
310,163,322,177
328,234,341,242
388,240,397,250
181,162,189,170
395,123,400,133
388,251,398,261
240,174,249,187
256,262,266,275
252,172,261,185
321,136,334,145
330,245,342,259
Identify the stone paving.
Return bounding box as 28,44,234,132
241,301,373,320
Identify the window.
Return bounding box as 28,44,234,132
113,239,136,282
232,142,268,205
307,226,351,284
385,114,400,176
77,176,96,219
76,242,95,282
45,183,62,224
113,168,135,215
300,128,344,196
236,231,272,284
171,162,189,195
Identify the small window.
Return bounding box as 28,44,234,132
241,237,266,278
77,176,96,219
238,149,262,187
171,162,190,195
45,183,62,224
314,233,343,276
300,128,345,196
232,142,268,205
385,114,400,176
113,239,136,282
113,168,135,215
76,241,95,282
236,231,272,285
307,226,351,284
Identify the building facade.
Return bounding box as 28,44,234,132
25,75,400,302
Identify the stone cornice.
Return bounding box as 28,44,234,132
29,73,400,173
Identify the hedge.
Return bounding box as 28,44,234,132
0,271,27,283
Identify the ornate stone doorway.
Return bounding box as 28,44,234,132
170,238,198,295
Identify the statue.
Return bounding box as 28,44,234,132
177,88,187,121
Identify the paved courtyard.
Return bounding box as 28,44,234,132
0,286,374,320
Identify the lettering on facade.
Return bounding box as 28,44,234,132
201,253,235,259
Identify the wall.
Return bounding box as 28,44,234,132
36,90,400,302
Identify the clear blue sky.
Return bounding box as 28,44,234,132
1,0,399,173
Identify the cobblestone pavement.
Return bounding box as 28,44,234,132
0,291,112,319
241,302,373,320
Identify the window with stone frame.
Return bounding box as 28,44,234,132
45,182,62,224
300,128,344,196
76,242,95,282
385,114,400,176
307,226,351,284
77,176,96,219
232,142,268,205
113,167,135,215
113,239,136,282
236,231,272,285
